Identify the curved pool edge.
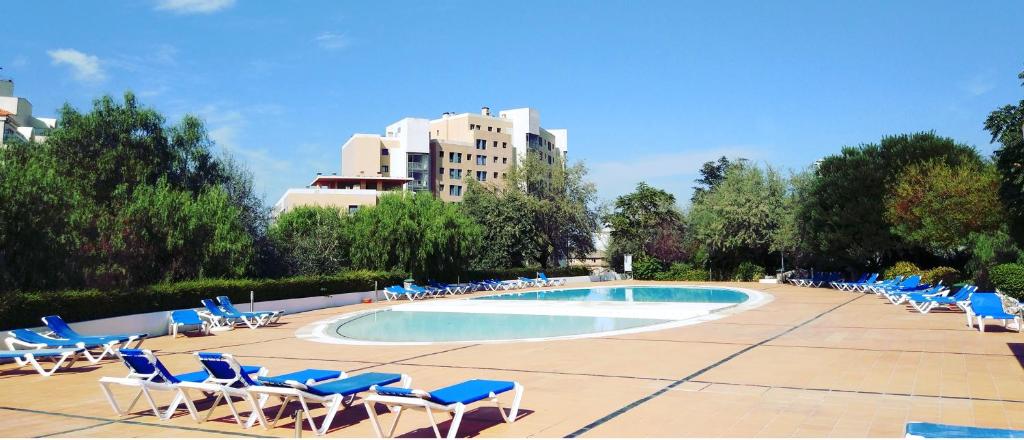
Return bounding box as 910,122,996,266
295,284,775,346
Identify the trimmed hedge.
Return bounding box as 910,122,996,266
0,270,407,330
989,263,1024,301
631,257,664,281
655,263,710,281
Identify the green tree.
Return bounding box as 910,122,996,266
269,206,352,276
798,132,983,267
462,179,538,269
692,156,738,203
885,161,1003,253
604,182,687,269
985,67,1024,244
688,162,787,272
0,140,82,291
505,153,598,267
348,192,481,278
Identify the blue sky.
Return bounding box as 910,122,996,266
5,0,1023,205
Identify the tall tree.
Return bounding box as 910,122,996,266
798,132,983,267
269,206,352,276
985,67,1024,244
692,156,736,202
604,182,687,269
462,180,539,269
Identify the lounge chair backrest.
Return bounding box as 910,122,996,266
372,385,432,400
171,310,203,325
864,273,878,284
196,352,256,387
117,348,180,383
217,296,249,315
969,293,1005,316
900,275,921,288
201,299,230,317
9,328,74,345
41,315,81,339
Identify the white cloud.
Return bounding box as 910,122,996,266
963,73,995,97
155,0,235,14
315,32,350,50
47,49,106,83
588,146,763,205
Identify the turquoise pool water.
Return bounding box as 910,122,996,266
474,286,748,303
330,310,668,343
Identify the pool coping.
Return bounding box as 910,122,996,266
295,284,774,346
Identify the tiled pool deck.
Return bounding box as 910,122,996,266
2,281,1023,437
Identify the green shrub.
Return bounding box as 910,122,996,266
631,256,664,280
883,261,921,279
0,270,407,330
655,263,709,281
732,262,765,282
921,266,961,286
989,263,1024,301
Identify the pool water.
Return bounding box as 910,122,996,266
331,310,668,343
475,286,748,303
314,285,756,344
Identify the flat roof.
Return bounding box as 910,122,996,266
309,175,413,185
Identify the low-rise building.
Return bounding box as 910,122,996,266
273,174,412,215
0,79,56,145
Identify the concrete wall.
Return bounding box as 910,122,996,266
341,135,386,176
273,188,379,214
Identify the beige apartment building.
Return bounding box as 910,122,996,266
0,79,56,145
274,106,567,214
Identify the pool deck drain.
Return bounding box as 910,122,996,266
2,281,1024,437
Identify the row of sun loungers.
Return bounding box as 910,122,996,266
795,271,1022,333
382,273,566,301
4,315,148,376
100,349,523,438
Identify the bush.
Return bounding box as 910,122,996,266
989,263,1024,300
655,263,709,281
883,261,921,279
921,266,962,286
732,262,765,282
0,269,407,330
631,256,664,280
458,266,590,283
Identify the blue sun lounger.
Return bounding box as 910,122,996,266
363,379,524,439
42,315,147,348
246,370,410,435
201,298,262,329
0,347,85,377
969,293,1021,333
906,421,1024,438
169,310,210,337
99,348,267,422
908,285,975,314
383,285,417,301
217,296,282,325
538,273,565,286
7,328,117,363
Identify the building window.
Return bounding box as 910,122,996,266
487,126,492,132
381,148,389,156
502,142,507,148
476,171,487,181
439,184,444,191
449,152,462,163
548,156,553,164
497,128,502,133
502,157,508,164
475,139,486,150
438,150,444,158
476,155,486,165
492,156,498,163
468,123,474,130
502,173,507,178
493,171,498,178
449,185,462,196
381,165,389,174
348,205,359,215
439,167,444,174
492,140,497,148
449,168,462,179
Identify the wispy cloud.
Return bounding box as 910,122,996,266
588,146,763,205
47,48,106,83
11,55,28,68
963,73,995,97
314,32,350,50
155,0,235,14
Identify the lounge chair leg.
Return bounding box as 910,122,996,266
425,406,442,439
100,381,126,416
317,395,344,436
205,393,224,421
445,405,465,439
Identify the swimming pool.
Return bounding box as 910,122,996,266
300,285,769,345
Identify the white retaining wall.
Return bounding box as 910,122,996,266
24,273,613,339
